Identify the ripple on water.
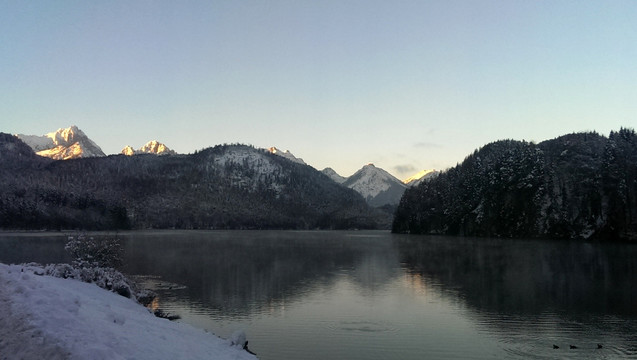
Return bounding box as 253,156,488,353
131,276,188,291
323,319,399,334
475,312,637,360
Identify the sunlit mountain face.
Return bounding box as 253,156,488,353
268,147,306,165
122,140,176,156
403,169,439,187
16,125,105,160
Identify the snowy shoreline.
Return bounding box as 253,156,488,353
0,263,258,360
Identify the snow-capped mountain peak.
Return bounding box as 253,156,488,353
268,147,306,165
139,140,175,155
343,163,407,207
16,125,105,160
403,169,439,186
121,141,176,156
51,125,81,145
121,145,136,156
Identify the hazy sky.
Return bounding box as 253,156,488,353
2,1,636,179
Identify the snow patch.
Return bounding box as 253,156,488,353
215,147,285,193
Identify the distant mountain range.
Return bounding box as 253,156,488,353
16,126,174,159
0,134,390,230
15,126,436,208
266,149,436,207
6,125,635,241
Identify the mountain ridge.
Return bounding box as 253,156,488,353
0,136,390,230
268,147,307,165
14,126,432,208
403,169,439,186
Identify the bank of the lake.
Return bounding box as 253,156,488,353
0,262,257,360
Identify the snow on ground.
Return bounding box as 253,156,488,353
0,263,257,360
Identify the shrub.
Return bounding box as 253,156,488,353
65,233,123,268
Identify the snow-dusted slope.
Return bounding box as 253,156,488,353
122,140,176,156
0,263,256,360
215,146,287,194
343,164,407,207
321,167,347,184
268,147,306,165
14,134,54,151
403,169,439,187
16,126,105,160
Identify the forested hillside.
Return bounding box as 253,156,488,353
393,129,637,241
0,134,389,230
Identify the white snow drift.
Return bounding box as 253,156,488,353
0,263,257,360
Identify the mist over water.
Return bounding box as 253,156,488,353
2,231,636,359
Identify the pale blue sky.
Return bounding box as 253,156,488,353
2,1,636,179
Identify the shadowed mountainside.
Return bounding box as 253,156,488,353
0,134,389,230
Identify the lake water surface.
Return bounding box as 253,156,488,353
1,230,636,359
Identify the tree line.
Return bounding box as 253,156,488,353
393,129,637,241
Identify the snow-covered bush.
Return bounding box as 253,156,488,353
52,233,156,303
43,263,133,298
19,235,157,306
65,233,123,268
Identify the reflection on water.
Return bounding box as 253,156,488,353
396,236,637,359
0,233,70,265
1,231,636,359
397,236,637,316
123,231,400,320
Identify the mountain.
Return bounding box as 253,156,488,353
121,146,136,156
16,125,105,160
268,147,306,165
0,133,51,169
0,137,390,231
267,147,413,207
321,167,347,184
122,140,176,156
403,169,439,187
393,129,637,241
322,165,407,207
342,164,407,207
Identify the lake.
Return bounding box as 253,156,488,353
1,230,636,359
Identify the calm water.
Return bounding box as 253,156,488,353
1,230,637,359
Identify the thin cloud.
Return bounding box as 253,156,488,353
394,164,417,174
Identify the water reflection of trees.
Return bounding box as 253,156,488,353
123,231,400,316
0,235,70,265
394,235,637,317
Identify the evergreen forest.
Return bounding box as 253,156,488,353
393,129,637,241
